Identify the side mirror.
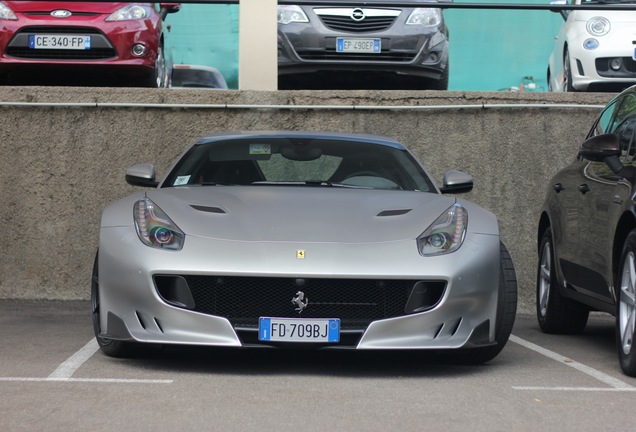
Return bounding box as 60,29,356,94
159,3,181,20
579,133,624,174
126,163,159,187
549,0,568,20
439,170,473,194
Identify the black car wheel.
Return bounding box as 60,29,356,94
563,48,575,92
91,253,135,357
429,64,449,91
536,227,588,334
616,230,636,376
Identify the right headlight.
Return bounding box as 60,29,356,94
0,2,17,20
133,197,185,251
277,5,309,24
406,8,442,27
417,204,468,256
586,17,610,36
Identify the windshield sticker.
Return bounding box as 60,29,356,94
174,175,191,186
249,144,271,155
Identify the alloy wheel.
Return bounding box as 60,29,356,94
538,241,551,318
620,251,636,355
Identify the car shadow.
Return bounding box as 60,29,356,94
104,344,511,379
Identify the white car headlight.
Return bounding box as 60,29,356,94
417,204,468,256
586,17,610,36
278,5,309,24
406,8,442,27
133,197,185,251
106,4,151,21
0,2,17,20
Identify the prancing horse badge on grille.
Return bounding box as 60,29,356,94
291,291,308,314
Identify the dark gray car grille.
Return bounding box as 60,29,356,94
319,15,397,33
297,50,416,62
180,275,436,330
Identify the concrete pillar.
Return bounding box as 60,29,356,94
238,0,278,90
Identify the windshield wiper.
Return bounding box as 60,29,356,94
251,180,368,188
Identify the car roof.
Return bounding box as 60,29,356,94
193,131,406,150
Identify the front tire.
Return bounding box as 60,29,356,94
91,253,136,357
563,48,575,92
453,241,518,364
536,227,589,334
616,230,636,376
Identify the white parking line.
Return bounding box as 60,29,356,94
0,338,172,384
0,377,172,384
48,339,99,379
509,334,634,390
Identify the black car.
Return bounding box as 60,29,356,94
537,84,636,376
277,1,450,90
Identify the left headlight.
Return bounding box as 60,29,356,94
417,204,467,256
106,4,151,21
586,17,610,36
133,197,185,251
406,8,442,27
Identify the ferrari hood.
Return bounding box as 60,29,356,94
146,186,457,243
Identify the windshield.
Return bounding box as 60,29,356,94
162,137,436,192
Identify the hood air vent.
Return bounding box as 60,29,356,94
191,205,226,214
377,209,412,217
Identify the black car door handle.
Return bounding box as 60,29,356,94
578,184,590,194
553,183,564,193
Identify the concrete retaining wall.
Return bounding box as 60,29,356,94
0,87,616,312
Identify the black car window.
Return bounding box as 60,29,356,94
612,94,636,162
589,99,619,138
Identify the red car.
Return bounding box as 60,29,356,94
0,2,180,87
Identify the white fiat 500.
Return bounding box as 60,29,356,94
547,0,636,92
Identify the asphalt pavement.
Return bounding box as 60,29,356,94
1,299,634,432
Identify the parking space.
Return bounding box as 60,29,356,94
1,300,635,432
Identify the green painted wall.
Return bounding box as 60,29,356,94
445,0,564,91
165,4,240,89
164,2,564,91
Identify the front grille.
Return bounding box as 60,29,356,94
319,15,397,33
296,50,416,62
179,275,431,330
23,12,100,17
6,26,116,60
6,47,115,60
14,25,100,34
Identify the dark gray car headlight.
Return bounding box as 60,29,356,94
133,197,185,251
417,204,467,256
406,8,442,27
278,5,309,24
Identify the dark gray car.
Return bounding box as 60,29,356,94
277,1,450,90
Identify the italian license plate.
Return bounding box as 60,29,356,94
29,34,91,50
259,317,340,343
336,37,380,53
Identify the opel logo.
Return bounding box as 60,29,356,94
51,10,72,18
351,8,365,22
